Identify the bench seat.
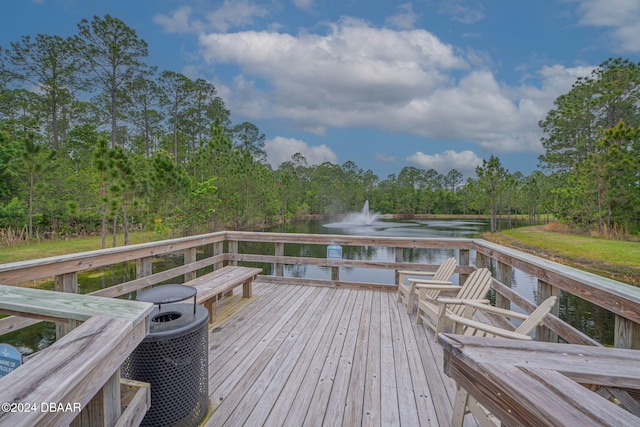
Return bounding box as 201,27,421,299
185,265,262,323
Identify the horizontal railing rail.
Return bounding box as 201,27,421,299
0,232,227,285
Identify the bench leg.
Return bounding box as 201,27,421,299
452,386,468,427
243,279,253,298
205,300,216,324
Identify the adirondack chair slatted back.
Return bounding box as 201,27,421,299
449,294,559,427
450,268,492,317
460,295,558,338
423,257,457,300
514,295,558,335
433,257,457,281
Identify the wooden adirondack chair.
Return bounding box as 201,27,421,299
396,257,457,315
415,267,492,331
446,296,558,427
445,295,558,339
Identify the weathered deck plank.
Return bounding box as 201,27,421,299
342,289,373,427
396,292,440,426
388,290,422,426
207,280,464,426
208,286,316,401
208,286,328,426
324,289,367,426
208,282,294,367
379,286,401,426
408,296,477,426
242,287,337,426
362,285,382,427
302,289,358,426
261,285,348,426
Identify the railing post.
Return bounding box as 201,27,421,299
395,246,403,285
213,241,224,270
496,261,512,310
275,242,284,277
476,251,489,269
54,272,78,339
70,371,121,427
476,252,490,303
615,315,640,350
136,256,152,297
228,240,238,266
331,266,339,281
459,249,469,286
536,279,559,342
184,248,197,282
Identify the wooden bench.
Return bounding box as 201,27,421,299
185,265,262,324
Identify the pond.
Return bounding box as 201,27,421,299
264,218,535,294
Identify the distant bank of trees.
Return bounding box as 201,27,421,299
0,16,638,245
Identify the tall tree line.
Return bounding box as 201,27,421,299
0,16,264,245
539,58,640,236
2,16,634,244
0,15,555,243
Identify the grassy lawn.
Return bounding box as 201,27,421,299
485,225,640,284
0,231,162,264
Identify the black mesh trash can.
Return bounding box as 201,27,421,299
122,284,209,427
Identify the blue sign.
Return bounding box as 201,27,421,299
0,344,22,378
327,245,342,259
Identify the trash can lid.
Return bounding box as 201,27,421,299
137,284,197,305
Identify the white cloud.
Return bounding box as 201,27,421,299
575,0,640,52
376,153,396,162
439,1,485,24
386,3,419,30
407,150,482,176
197,18,592,156
154,2,269,34
154,6,198,34
206,1,269,32
265,136,338,168
199,17,467,119
292,0,314,11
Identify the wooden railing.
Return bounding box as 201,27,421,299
2,231,639,349
0,285,153,426
1,231,639,425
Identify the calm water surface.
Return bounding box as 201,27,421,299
267,218,538,302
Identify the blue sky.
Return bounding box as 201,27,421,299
3,0,640,179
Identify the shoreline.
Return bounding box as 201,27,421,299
482,225,640,286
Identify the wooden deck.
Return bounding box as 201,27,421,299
3,231,640,426
205,278,475,427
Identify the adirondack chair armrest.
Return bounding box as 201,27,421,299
445,313,534,340
415,283,457,302
460,300,530,320
407,274,437,284
436,297,491,305
412,281,455,288
405,275,439,293
435,298,491,334
402,271,437,278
